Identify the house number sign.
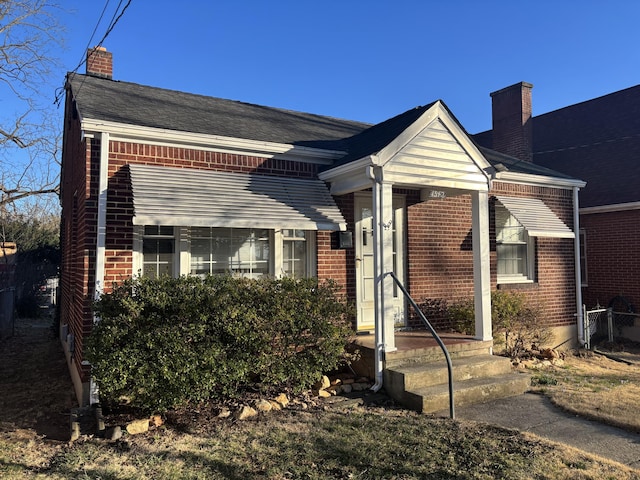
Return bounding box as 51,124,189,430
428,190,447,199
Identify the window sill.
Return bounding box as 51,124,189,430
497,280,539,291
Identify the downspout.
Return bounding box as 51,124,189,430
573,186,585,346
88,131,110,405
366,164,384,392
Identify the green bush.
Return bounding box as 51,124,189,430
87,275,354,413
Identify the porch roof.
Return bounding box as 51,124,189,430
128,164,347,231
318,102,493,195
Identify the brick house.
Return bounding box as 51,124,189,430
61,49,584,405
475,82,640,339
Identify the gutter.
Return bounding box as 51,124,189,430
573,186,585,346
89,131,110,405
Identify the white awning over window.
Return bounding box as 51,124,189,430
129,164,347,231
495,196,574,238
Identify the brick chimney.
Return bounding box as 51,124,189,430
86,46,113,79
490,81,533,162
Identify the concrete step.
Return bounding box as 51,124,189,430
385,354,514,393
402,372,531,414
384,338,493,369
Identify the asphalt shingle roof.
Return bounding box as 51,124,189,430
68,72,575,184
67,73,371,150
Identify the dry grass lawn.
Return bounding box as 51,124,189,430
1,318,639,479
530,348,640,432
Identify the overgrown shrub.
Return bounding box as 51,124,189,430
447,290,550,359
87,275,354,413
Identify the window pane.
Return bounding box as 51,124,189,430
191,227,270,278
283,231,307,277
497,244,527,276
142,233,174,278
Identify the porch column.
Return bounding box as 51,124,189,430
471,190,492,341
372,168,396,352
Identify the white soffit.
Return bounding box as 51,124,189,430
129,164,346,231
496,196,575,238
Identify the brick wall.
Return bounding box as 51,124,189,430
403,182,577,329
581,210,640,310
491,182,577,328
86,47,113,79
490,82,533,162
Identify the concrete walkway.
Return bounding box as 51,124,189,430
441,393,640,469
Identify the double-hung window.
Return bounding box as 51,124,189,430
282,229,309,278
495,204,534,283
142,226,175,278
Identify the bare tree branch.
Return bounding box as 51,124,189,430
0,0,62,213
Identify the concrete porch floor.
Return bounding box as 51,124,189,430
353,330,479,352
350,330,494,378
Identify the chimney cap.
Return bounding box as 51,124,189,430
490,81,533,98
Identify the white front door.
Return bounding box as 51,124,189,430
354,194,406,332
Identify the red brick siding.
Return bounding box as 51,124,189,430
403,183,577,329
581,210,640,310
491,182,577,328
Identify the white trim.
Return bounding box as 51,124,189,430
580,201,640,214
493,171,585,189
94,132,109,302
472,191,492,341
80,118,344,164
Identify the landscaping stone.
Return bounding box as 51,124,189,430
106,426,122,441
150,415,164,427
217,407,231,419
235,405,258,420
274,393,289,407
255,399,273,412
316,389,332,398
314,375,331,390
126,419,150,435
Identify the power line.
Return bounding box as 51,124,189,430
55,0,133,105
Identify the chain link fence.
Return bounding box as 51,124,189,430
583,304,640,349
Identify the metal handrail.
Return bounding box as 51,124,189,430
386,271,455,419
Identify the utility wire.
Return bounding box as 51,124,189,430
55,0,133,105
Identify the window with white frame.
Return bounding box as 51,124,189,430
190,227,270,279
138,226,316,279
495,204,535,283
282,229,309,278
142,225,175,278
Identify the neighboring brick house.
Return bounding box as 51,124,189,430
475,82,640,334
61,48,584,405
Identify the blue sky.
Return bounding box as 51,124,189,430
53,1,640,134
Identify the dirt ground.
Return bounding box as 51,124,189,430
0,316,76,442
